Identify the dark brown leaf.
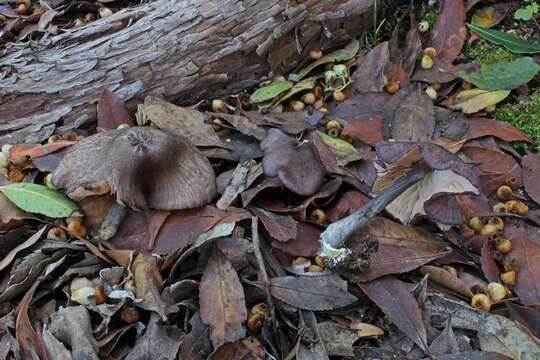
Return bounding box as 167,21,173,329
357,276,427,351
429,0,466,64
522,153,540,205
342,116,384,145
480,240,500,283
383,85,435,142
271,221,321,257
353,218,451,282
351,42,391,93
326,190,370,222
466,117,533,143
506,302,540,339
331,92,390,121
249,206,297,242
132,253,169,321
269,276,357,311
97,89,133,130
200,247,247,349
424,193,464,225
212,337,265,360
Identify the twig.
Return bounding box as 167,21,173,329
319,164,429,266
251,217,278,338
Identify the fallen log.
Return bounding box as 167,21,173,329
0,0,374,143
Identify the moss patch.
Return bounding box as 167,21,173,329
418,2,439,28
463,41,518,65
494,90,540,150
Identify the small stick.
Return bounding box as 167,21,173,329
251,217,278,337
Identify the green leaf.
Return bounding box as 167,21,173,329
468,24,540,54
249,81,294,103
297,39,359,80
514,7,534,21
270,78,316,108
451,89,510,114
458,57,540,90
0,183,78,218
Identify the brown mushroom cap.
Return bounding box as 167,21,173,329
53,127,216,211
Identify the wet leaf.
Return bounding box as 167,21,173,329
358,276,427,351
0,183,78,218
522,153,540,205
452,89,510,113
469,24,540,54
200,247,246,349
458,57,540,90
249,81,294,103
429,0,466,63
97,89,132,130
353,218,451,282
269,276,357,311
297,39,359,80
143,96,225,148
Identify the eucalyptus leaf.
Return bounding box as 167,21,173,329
270,78,316,108
458,57,540,90
249,81,294,103
297,39,359,80
451,89,510,114
0,183,78,218
468,24,540,54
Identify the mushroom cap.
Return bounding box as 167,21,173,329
53,127,216,211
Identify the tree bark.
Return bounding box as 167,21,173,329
0,0,374,144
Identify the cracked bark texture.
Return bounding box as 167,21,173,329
0,0,374,144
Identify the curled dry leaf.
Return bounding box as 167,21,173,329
53,127,216,211
132,253,168,320
261,128,325,196
199,247,247,349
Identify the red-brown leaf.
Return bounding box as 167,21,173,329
429,0,466,64
97,89,133,130
9,141,75,163
353,217,451,282
466,117,532,143
199,247,247,349
357,276,427,351
271,222,320,257
342,116,384,145
522,153,540,205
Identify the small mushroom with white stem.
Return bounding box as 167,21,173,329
53,127,216,239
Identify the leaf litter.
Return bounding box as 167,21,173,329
1,1,540,359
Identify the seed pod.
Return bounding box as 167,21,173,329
67,221,87,238
333,90,347,102
310,209,327,225
94,285,106,305
211,118,225,132
47,227,67,241
305,264,323,273
487,282,507,302
505,200,518,213
8,167,25,182
503,256,520,272
247,314,263,332
312,86,323,100
500,271,516,285
512,201,529,216
492,202,507,213
384,81,400,95
120,306,140,324
325,120,342,137
333,64,347,77
442,265,458,277
425,86,438,101
423,47,437,59
496,185,513,201
418,21,429,32
44,173,56,190
250,303,270,318
301,92,316,105
212,99,228,113
495,238,512,254
84,13,96,22
116,123,130,130
480,223,498,237
431,83,442,91
291,100,306,112
313,99,325,110
505,177,519,190
309,48,322,60
313,255,325,268
98,6,113,18
487,217,504,231
421,55,433,70
74,18,86,27
292,257,308,266
468,217,484,233
471,293,491,311
14,2,29,15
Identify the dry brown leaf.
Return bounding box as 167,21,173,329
132,253,168,320
199,247,247,349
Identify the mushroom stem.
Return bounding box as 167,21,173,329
97,202,127,241
319,164,429,267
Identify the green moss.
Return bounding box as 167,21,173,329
494,90,540,150
418,3,439,28
463,41,518,65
